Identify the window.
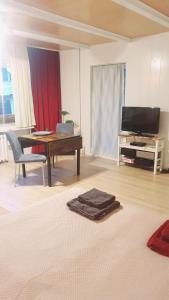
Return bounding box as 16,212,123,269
0,67,15,124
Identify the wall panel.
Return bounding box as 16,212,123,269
60,32,169,167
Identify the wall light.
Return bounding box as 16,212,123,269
151,57,161,71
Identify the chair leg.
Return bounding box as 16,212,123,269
52,156,55,168
14,164,17,187
42,162,45,186
18,164,21,178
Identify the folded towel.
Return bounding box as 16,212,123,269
161,220,169,242
78,188,115,209
147,220,169,257
67,198,120,220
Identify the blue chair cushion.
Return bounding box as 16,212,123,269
16,154,46,163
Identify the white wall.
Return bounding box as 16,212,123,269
60,49,81,129
60,32,169,167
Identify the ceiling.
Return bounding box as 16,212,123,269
141,0,169,17
1,0,169,51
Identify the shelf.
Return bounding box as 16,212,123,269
118,134,165,175
119,143,161,152
125,163,154,171
125,158,161,171
119,133,163,141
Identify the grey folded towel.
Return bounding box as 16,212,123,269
67,198,120,220
78,188,115,209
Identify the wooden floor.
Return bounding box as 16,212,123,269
0,156,169,213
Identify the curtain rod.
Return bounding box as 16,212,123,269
91,62,126,68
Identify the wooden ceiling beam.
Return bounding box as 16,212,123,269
0,0,130,42
112,0,169,28
8,30,89,49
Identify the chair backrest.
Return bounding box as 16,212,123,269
6,131,23,162
56,123,74,134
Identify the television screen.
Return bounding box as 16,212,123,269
121,107,160,135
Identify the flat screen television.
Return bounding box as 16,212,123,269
121,107,160,135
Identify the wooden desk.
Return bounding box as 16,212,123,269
19,133,82,187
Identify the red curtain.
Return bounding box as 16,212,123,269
28,48,61,153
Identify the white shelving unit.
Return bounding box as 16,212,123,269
117,133,165,175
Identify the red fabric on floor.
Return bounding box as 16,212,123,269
161,221,169,242
28,48,61,153
147,220,169,257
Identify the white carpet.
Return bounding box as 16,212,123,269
0,187,168,300
0,207,9,216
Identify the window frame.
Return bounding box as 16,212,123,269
0,66,14,124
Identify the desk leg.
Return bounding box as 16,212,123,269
77,149,80,175
22,164,26,177
47,156,52,187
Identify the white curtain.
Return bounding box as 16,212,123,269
91,63,125,159
10,45,35,128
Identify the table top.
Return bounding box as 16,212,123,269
20,133,81,144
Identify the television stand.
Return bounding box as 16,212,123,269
129,132,155,137
117,133,165,174
140,133,155,137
